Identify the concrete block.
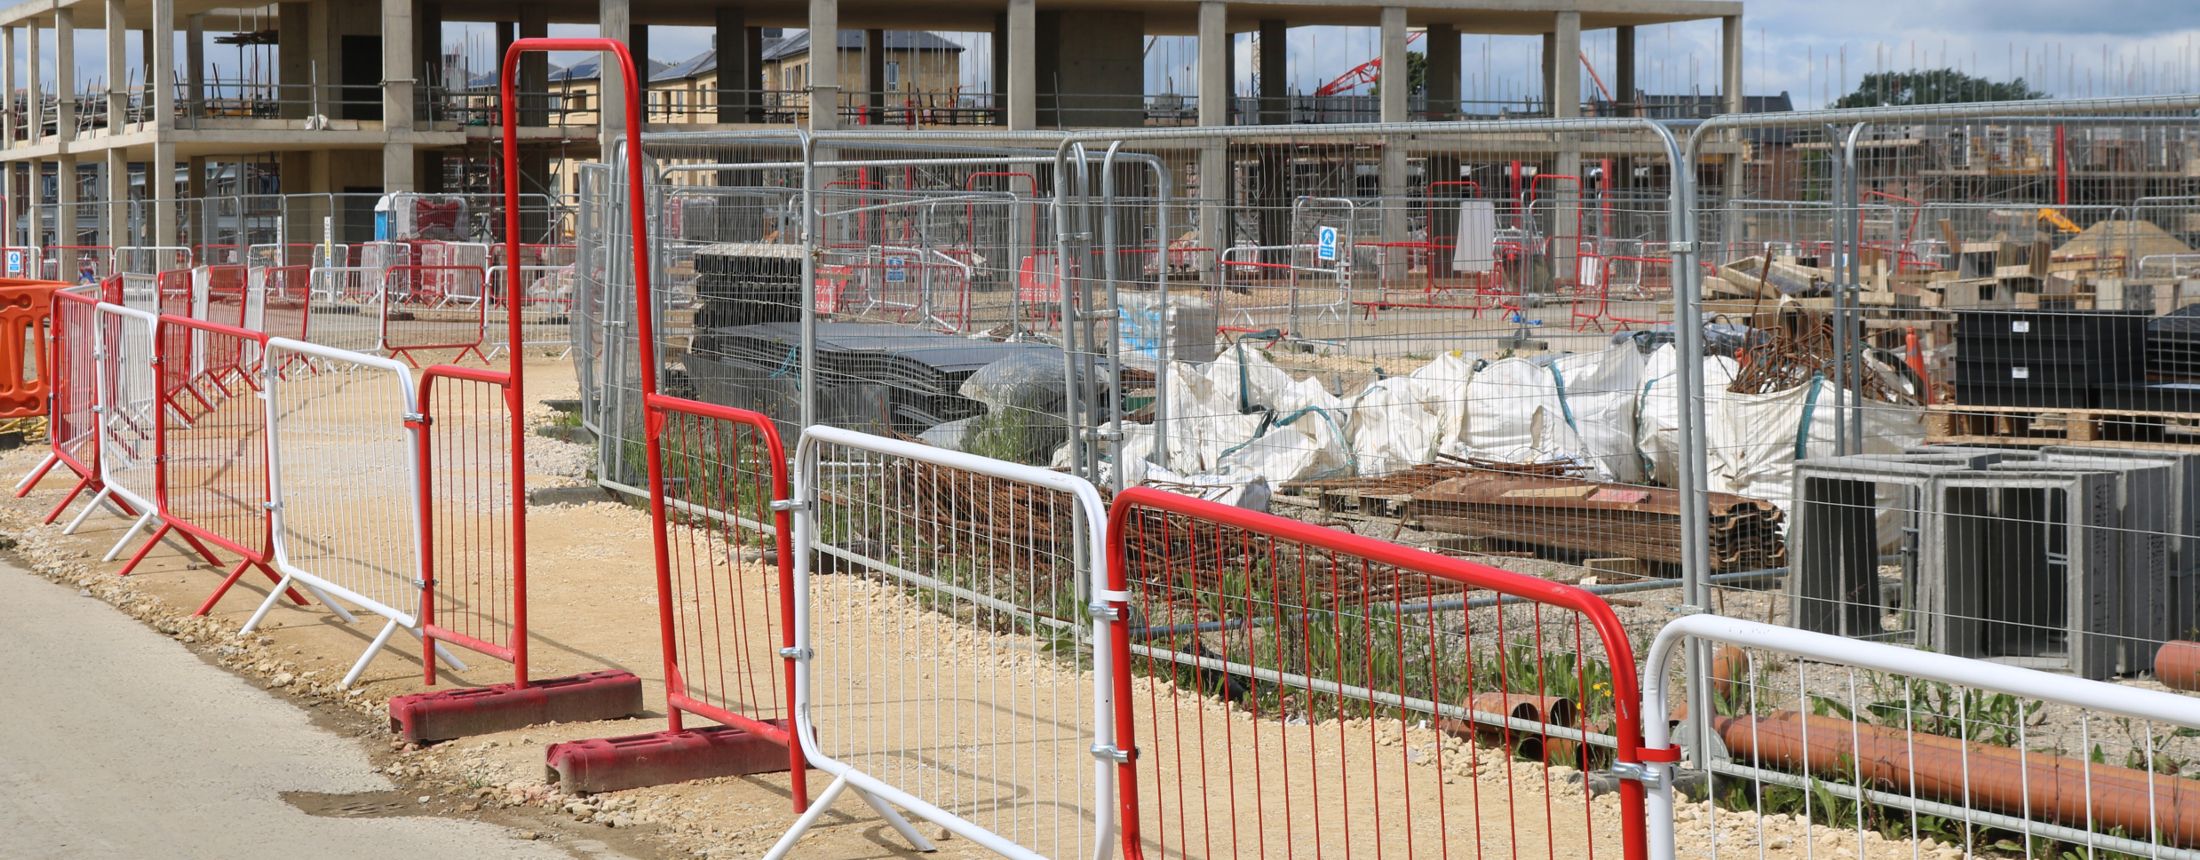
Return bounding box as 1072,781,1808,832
388,670,644,744
545,721,801,794
2004,454,2177,671
2046,446,2200,638
1929,470,2120,680
1787,453,2023,640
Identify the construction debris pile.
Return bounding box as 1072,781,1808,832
1406,471,1786,572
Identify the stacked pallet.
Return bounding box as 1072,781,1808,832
1404,472,1786,572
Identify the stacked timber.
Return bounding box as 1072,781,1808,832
1405,472,1785,572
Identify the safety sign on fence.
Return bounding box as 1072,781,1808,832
1316,225,1339,262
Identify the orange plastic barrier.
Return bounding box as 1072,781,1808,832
0,278,66,419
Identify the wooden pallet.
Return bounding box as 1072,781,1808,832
1926,403,2200,448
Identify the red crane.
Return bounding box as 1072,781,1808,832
1314,37,1617,104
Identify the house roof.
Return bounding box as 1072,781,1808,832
645,30,963,83
551,55,675,83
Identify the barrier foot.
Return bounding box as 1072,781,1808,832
239,572,295,636
764,773,936,860
387,670,643,744
101,509,156,562
42,474,88,524
396,623,468,672
13,452,58,496
114,522,172,577
195,560,310,617
62,485,112,534
339,618,403,688
545,720,800,795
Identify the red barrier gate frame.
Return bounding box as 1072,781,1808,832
131,312,309,614
418,363,528,684
379,264,491,367
495,36,806,810
1103,486,1657,860
14,288,124,524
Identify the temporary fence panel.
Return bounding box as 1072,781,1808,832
416,241,494,305
378,265,489,366
82,303,163,559
250,337,462,687
417,364,527,684
15,287,105,524
115,245,192,276
1105,485,1653,860
641,396,802,793
770,425,1115,860
1642,614,2200,860
44,245,112,283
140,314,307,614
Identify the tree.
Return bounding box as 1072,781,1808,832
1832,68,2046,109
1367,50,1429,97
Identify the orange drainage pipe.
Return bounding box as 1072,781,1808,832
1717,710,2200,847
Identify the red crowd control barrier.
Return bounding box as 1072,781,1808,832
386,36,651,744
380,265,489,366
1105,487,1654,860
259,266,312,344
643,395,803,799
418,365,527,683
132,314,306,612
14,286,104,521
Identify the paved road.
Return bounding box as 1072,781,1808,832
0,562,637,859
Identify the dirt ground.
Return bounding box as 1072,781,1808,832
0,348,1946,860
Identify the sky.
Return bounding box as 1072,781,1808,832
22,1,2200,110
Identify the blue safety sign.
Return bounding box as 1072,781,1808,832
886,256,908,283
1316,226,1338,262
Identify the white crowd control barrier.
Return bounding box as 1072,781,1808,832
246,338,464,687
1642,616,2200,860
75,303,163,560
768,426,1118,860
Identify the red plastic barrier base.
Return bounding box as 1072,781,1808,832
544,720,801,794
387,670,644,744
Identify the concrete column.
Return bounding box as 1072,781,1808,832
185,155,205,246
186,14,205,122
863,28,884,124
1552,12,1579,118
1615,25,1637,116
27,21,42,144
1196,2,1228,127
597,0,628,147
1196,1,1228,255
1425,23,1459,120
1378,8,1406,123
106,0,127,131
279,2,310,119
519,7,548,126
1539,32,1554,115
3,28,15,147
713,6,753,123
1257,19,1285,124
56,159,76,245
1005,0,1033,130
1551,11,1582,295
54,10,73,143
1721,15,1743,114
805,0,837,130
104,150,126,246
1377,8,1409,284
990,13,1006,123
25,162,41,248
382,0,416,191
152,0,176,243
2,162,15,247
